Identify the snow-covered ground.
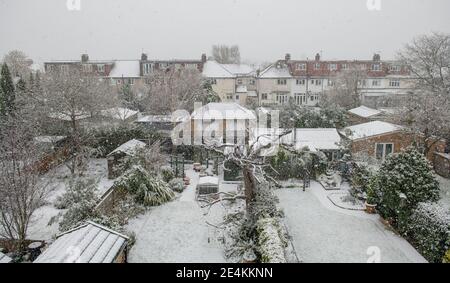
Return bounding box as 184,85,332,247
26,158,114,241
126,167,234,263
276,182,427,263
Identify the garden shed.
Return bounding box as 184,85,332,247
34,221,129,263
197,176,219,195
107,139,147,179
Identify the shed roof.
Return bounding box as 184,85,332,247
34,221,128,263
348,106,381,118
198,176,219,186
341,121,403,140
191,103,256,120
108,139,146,156
0,251,12,263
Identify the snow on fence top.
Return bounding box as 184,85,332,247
107,139,147,157
341,121,403,141
0,251,12,263
101,107,139,121
348,106,381,118
34,221,128,263
34,136,67,144
191,102,256,120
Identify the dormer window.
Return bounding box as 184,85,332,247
372,64,381,71
314,63,321,70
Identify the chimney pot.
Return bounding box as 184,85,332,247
315,53,321,61
141,53,148,61
81,54,89,63
285,53,291,61
201,53,207,63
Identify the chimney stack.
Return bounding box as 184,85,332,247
285,53,291,61
81,54,89,63
201,53,207,63
315,53,321,61
373,53,381,61
141,53,148,61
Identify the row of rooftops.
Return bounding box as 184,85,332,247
43,52,411,79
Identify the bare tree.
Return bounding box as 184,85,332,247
2,50,33,79
212,45,241,64
322,65,367,109
0,116,53,249
142,68,212,114
41,68,116,175
397,32,450,154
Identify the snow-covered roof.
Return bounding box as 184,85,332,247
221,64,254,76
198,176,219,186
236,85,248,93
341,121,403,141
34,136,66,143
101,107,139,121
0,251,12,263
34,221,128,263
108,139,147,156
202,60,255,78
136,114,188,123
259,63,292,78
348,106,381,118
191,103,256,120
250,128,341,156
109,60,140,78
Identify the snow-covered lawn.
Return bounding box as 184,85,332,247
26,158,114,241
276,182,427,263
126,167,230,263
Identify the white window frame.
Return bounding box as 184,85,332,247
296,79,305,85
97,64,105,72
389,80,400,87
296,63,306,71
375,143,394,160
314,63,321,70
372,79,381,87
329,64,337,71
277,79,287,85
372,64,381,71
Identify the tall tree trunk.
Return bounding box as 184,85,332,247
243,166,256,209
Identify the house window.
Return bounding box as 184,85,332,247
143,63,153,75
296,63,306,71
60,65,69,73
116,79,122,85
249,79,255,85
296,79,305,85
315,79,322,86
261,93,268,100
328,80,335,87
237,79,243,85
235,95,240,100
276,93,288,104
342,64,348,70
277,79,287,85
389,65,401,72
210,78,217,85
226,94,233,100
46,65,54,72
294,93,306,105
127,78,135,85
82,64,92,72
389,80,400,87
372,64,381,71
97,64,105,72
372,79,381,87
376,143,394,160
329,64,337,71
314,63,321,70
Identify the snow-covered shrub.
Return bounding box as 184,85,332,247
256,218,287,263
114,166,175,206
375,148,440,226
168,178,184,193
161,166,175,182
443,250,450,263
89,214,123,232
350,163,372,199
405,202,450,263
59,178,99,231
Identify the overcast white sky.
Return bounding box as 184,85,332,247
1,0,449,64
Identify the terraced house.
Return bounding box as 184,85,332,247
257,53,414,108
44,52,413,109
